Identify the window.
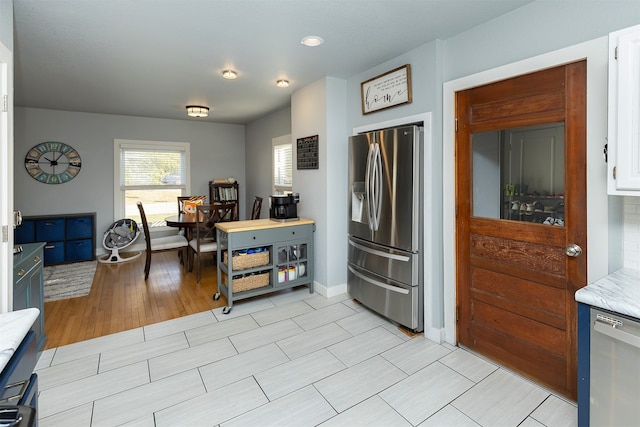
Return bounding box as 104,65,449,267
114,139,190,227
273,134,292,194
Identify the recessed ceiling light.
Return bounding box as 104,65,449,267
222,70,237,79
276,79,290,88
301,36,324,47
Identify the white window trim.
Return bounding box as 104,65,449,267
113,139,191,231
272,134,292,194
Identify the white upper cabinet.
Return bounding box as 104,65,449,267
609,24,640,195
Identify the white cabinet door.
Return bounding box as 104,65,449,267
609,24,640,194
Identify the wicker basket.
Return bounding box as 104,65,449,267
222,271,270,292
224,249,269,270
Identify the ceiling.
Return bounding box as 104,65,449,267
12,0,533,124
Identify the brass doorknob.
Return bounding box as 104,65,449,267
565,244,582,257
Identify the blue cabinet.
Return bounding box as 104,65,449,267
15,213,96,266
14,220,34,244
36,218,65,241
13,243,46,352
0,330,38,421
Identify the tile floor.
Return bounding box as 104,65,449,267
35,287,577,426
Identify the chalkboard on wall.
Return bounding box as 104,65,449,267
297,135,319,170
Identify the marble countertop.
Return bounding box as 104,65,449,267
0,308,39,373
575,268,640,319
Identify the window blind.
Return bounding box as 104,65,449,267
273,143,292,187
120,146,186,188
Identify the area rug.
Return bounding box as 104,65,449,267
43,260,97,302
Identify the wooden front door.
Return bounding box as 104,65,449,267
455,61,587,400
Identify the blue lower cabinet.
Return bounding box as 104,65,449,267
0,331,38,425
43,241,65,265
66,216,93,240
15,220,35,244
66,239,93,262
36,218,65,242
15,213,95,265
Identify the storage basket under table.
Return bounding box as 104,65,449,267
223,249,269,270
221,271,270,292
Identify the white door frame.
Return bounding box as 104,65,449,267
0,41,14,313
442,37,611,344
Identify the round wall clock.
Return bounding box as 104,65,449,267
24,141,82,184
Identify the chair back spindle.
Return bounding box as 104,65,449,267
251,196,263,220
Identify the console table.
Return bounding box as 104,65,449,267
215,218,315,313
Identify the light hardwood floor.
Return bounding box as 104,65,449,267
43,250,227,349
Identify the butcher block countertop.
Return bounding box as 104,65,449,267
216,218,315,233
575,268,640,319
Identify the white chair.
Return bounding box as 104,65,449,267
137,201,188,280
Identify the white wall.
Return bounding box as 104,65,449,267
0,0,13,49
443,0,640,81
291,77,348,296
324,77,348,289
622,197,640,268
244,106,291,217
14,108,245,241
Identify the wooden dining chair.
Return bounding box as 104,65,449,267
188,203,236,283
250,196,263,220
137,201,188,280
176,195,207,262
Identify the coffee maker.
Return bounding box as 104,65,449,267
269,193,299,221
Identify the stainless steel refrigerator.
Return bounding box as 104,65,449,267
347,125,423,332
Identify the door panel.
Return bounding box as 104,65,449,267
456,61,587,400
348,127,421,252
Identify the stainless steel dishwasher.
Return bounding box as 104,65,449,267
590,307,640,426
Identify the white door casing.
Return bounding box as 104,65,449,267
0,41,13,313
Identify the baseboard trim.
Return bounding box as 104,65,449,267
313,282,347,298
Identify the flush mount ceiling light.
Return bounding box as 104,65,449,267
301,35,324,47
222,70,237,79
186,105,209,118
276,79,290,88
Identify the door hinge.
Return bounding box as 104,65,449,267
613,165,617,180
2,94,7,112
455,205,459,218
455,118,458,133
2,225,8,242
615,46,618,60
456,306,460,322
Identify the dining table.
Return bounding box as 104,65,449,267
165,213,198,240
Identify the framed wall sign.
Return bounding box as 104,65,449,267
297,135,318,169
361,64,412,115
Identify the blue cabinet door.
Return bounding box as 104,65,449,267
36,219,65,241
43,241,65,265
66,239,93,262
66,216,93,239
14,220,35,244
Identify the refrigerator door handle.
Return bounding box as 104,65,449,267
348,266,410,295
372,143,383,231
349,239,411,262
364,143,372,230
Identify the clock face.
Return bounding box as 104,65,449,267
24,142,82,184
